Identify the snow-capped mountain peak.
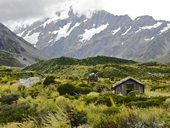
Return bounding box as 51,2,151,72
14,8,170,61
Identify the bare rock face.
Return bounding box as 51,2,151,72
17,77,40,88
15,8,170,62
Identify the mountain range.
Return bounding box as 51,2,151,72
0,23,47,66
14,7,170,63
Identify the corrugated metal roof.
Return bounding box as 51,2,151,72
113,76,146,88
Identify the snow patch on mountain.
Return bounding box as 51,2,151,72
52,30,59,35
112,27,121,35
144,37,154,41
69,23,81,33
24,32,40,45
18,31,25,37
83,19,88,23
160,24,170,34
79,24,109,42
121,42,124,45
136,17,141,21
55,23,72,41
136,22,162,33
54,22,81,41
141,22,162,29
48,39,54,44
122,26,131,35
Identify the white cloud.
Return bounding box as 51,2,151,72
2,0,170,30
69,0,170,21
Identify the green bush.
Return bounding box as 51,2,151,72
128,99,163,108
68,110,87,127
112,95,166,107
58,84,78,96
89,94,168,108
96,95,112,107
43,76,55,86
57,84,92,96
0,94,19,105
127,90,144,96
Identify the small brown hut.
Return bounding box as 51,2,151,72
113,77,146,95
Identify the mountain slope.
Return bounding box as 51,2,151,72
0,50,23,67
157,51,170,64
15,8,170,62
0,23,47,66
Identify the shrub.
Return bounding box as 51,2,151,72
57,84,78,96
68,110,87,127
0,94,19,105
127,90,144,97
164,98,170,108
96,95,112,107
91,94,167,108
78,86,93,95
57,84,92,96
43,76,55,86
127,99,162,108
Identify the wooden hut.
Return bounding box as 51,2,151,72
113,77,146,95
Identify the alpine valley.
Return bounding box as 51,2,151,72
15,7,170,63
1,4,170,128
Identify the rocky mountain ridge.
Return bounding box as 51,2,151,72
15,7,170,62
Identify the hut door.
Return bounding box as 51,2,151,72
126,84,134,94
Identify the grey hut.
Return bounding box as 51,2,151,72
113,77,146,95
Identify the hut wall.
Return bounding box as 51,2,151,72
115,84,126,95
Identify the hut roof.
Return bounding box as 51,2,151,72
113,77,146,88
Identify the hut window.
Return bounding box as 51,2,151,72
126,84,134,94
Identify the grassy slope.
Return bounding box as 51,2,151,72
24,56,170,93
24,56,169,79
24,56,135,71
0,50,23,67
0,57,170,127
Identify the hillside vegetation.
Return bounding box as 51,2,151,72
0,56,170,128
25,56,135,70
0,50,23,67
